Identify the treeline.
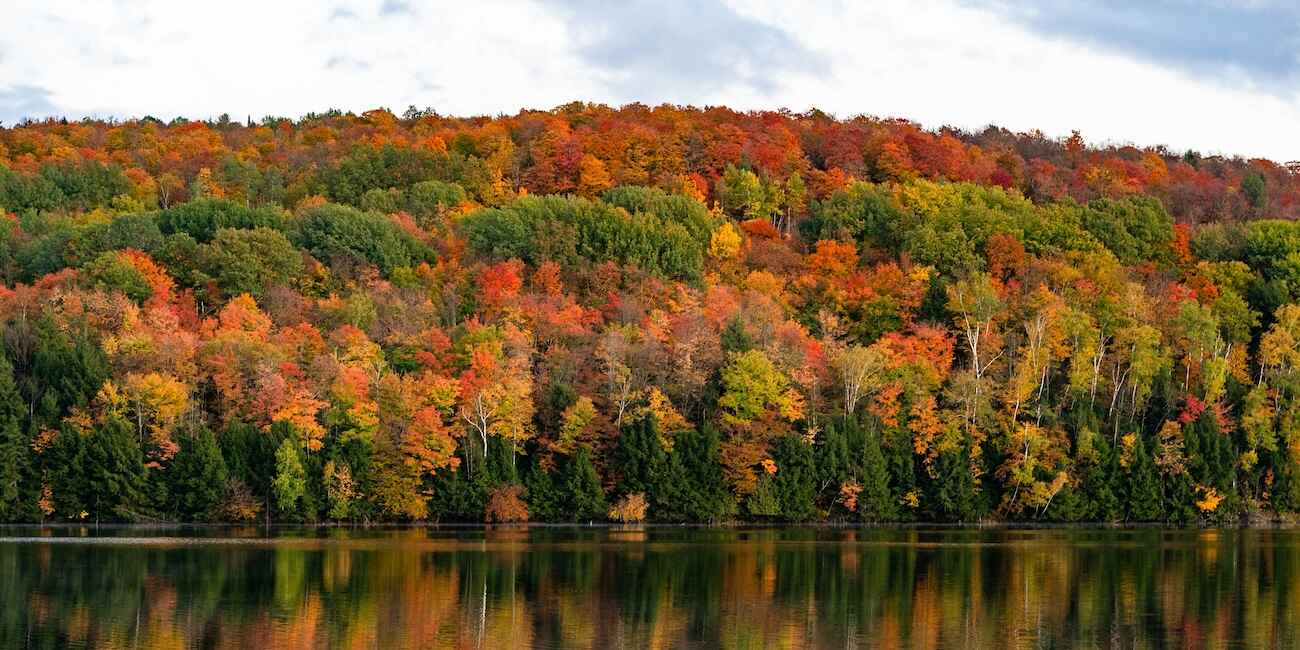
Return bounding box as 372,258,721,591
1,105,1300,524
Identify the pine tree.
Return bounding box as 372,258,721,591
928,443,979,523
614,418,667,498
746,475,780,518
0,354,31,521
524,460,564,522
773,434,817,521
565,447,606,521
857,425,895,522
1084,440,1122,522
1126,434,1163,522
817,422,853,509
884,424,918,522
656,425,735,522
169,427,228,520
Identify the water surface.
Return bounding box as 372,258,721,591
0,526,1295,648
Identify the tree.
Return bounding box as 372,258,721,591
47,416,145,521
458,332,534,466
485,484,530,522
0,354,30,521
771,435,817,521
199,227,303,297
837,344,887,416
718,350,804,426
1242,170,1267,214
168,427,228,520
857,423,895,522
272,438,307,518
564,447,606,521
1124,433,1162,522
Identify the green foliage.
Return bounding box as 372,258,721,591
857,424,896,522
771,435,817,521
1242,171,1267,212
295,203,433,276
564,447,607,521
803,181,902,250
1079,196,1173,266
199,227,303,297
272,438,307,517
157,198,286,242
407,180,466,226
80,251,152,302
48,416,145,521
601,185,717,242
460,194,704,280
320,145,447,206
73,214,165,259
0,354,30,521
168,427,228,520
1125,435,1162,522
654,426,735,522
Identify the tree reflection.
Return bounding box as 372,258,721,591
0,527,1296,649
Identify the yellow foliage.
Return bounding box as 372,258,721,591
1195,485,1224,513
608,493,649,523
708,222,742,260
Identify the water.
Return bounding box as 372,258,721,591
0,526,1295,649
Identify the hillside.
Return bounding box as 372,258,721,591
0,103,1297,524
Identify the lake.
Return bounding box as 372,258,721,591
0,526,1295,649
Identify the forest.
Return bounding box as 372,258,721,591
0,102,1298,524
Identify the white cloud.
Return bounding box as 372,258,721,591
1,0,1297,161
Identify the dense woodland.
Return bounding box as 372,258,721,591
1,102,1300,524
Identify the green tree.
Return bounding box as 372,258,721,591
168,427,228,520
272,438,307,518
0,354,30,521
1242,171,1268,213
564,447,607,521
199,227,303,297
772,435,817,521
857,424,895,522
1126,434,1163,522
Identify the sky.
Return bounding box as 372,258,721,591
1,0,1298,161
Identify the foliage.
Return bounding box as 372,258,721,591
0,104,1298,523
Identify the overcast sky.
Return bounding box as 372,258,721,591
2,0,1299,161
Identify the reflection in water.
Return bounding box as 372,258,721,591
0,526,1295,649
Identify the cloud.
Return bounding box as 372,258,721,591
379,0,410,16
540,0,826,99
0,84,60,125
329,6,358,20
968,0,1300,88
325,54,371,71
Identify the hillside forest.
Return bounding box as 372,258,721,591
1,103,1299,524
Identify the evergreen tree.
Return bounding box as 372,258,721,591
884,424,918,522
0,353,31,521
1126,434,1163,522
168,427,228,520
857,424,895,522
614,418,667,498
47,416,146,521
816,422,853,510
564,447,606,521
524,460,564,522
772,435,817,521
656,426,735,522
928,444,979,522
746,475,780,518
1084,440,1122,522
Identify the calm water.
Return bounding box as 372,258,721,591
0,526,1296,649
